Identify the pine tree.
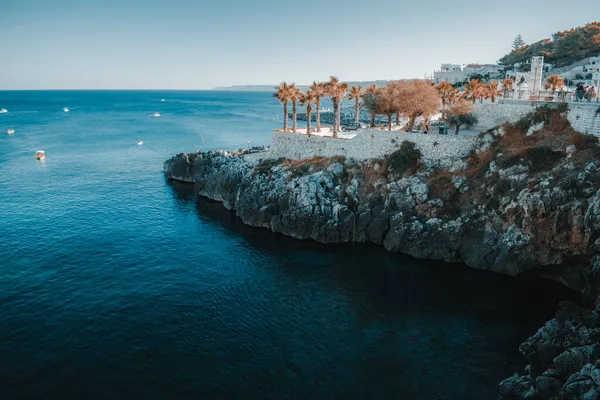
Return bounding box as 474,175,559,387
512,34,525,50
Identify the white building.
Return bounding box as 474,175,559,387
463,64,505,78
433,64,467,84
432,63,504,84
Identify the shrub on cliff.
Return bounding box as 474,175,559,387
513,103,568,134
427,170,456,201
255,158,284,175
569,132,599,150
466,149,495,178
522,146,563,172
385,141,422,176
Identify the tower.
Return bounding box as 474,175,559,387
530,56,544,98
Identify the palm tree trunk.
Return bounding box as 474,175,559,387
283,102,288,131
292,101,297,133
370,112,375,127
316,98,321,132
306,107,312,136
387,114,392,131
354,99,359,123
332,100,338,138
336,100,341,133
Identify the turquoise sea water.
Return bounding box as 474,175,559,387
0,91,574,399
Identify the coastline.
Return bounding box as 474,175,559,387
164,103,600,399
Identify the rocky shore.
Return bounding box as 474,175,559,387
164,105,600,398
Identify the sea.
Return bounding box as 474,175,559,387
0,90,575,399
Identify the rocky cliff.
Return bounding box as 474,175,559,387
164,150,600,286
164,105,600,399
499,256,600,399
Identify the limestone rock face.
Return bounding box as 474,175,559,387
163,153,195,183
164,151,600,282
498,258,600,400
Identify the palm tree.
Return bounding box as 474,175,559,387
486,81,502,103
326,76,348,138
347,85,363,124
545,74,565,95
274,82,292,131
300,90,317,136
501,77,514,98
435,81,459,119
289,84,302,133
463,79,483,104
363,86,380,127
309,81,327,132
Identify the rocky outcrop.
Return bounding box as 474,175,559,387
499,257,600,399
164,146,600,283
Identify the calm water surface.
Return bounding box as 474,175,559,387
0,91,574,399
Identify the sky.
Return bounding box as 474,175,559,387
1,0,599,90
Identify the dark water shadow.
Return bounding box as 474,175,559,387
162,181,583,399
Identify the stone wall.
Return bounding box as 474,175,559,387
473,100,600,136
269,129,477,166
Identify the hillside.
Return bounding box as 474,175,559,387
499,22,600,68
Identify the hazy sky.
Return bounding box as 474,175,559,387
1,0,599,90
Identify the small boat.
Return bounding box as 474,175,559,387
5,129,14,135
160,99,165,102
35,150,46,160
137,140,143,145
153,112,160,117
63,107,69,112
0,108,7,113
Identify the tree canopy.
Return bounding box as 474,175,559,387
499,22,600,68
512,34,525,50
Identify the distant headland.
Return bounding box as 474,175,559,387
212,81,391,92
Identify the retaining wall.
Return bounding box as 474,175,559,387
269,129,477,165
473,100,600,136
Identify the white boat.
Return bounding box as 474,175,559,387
63,107,69,112
5,129,14,135
153,112,160,117
137,140,143,145
35,150,45,160
161,99,165,102
0,108,7,113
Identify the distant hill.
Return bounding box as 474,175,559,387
499,22,600,68
213,81,393,91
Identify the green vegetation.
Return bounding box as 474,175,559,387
522,146,563,172
499,22,600,68
255,158,284,175
385,141,422,176
512,34,525,50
